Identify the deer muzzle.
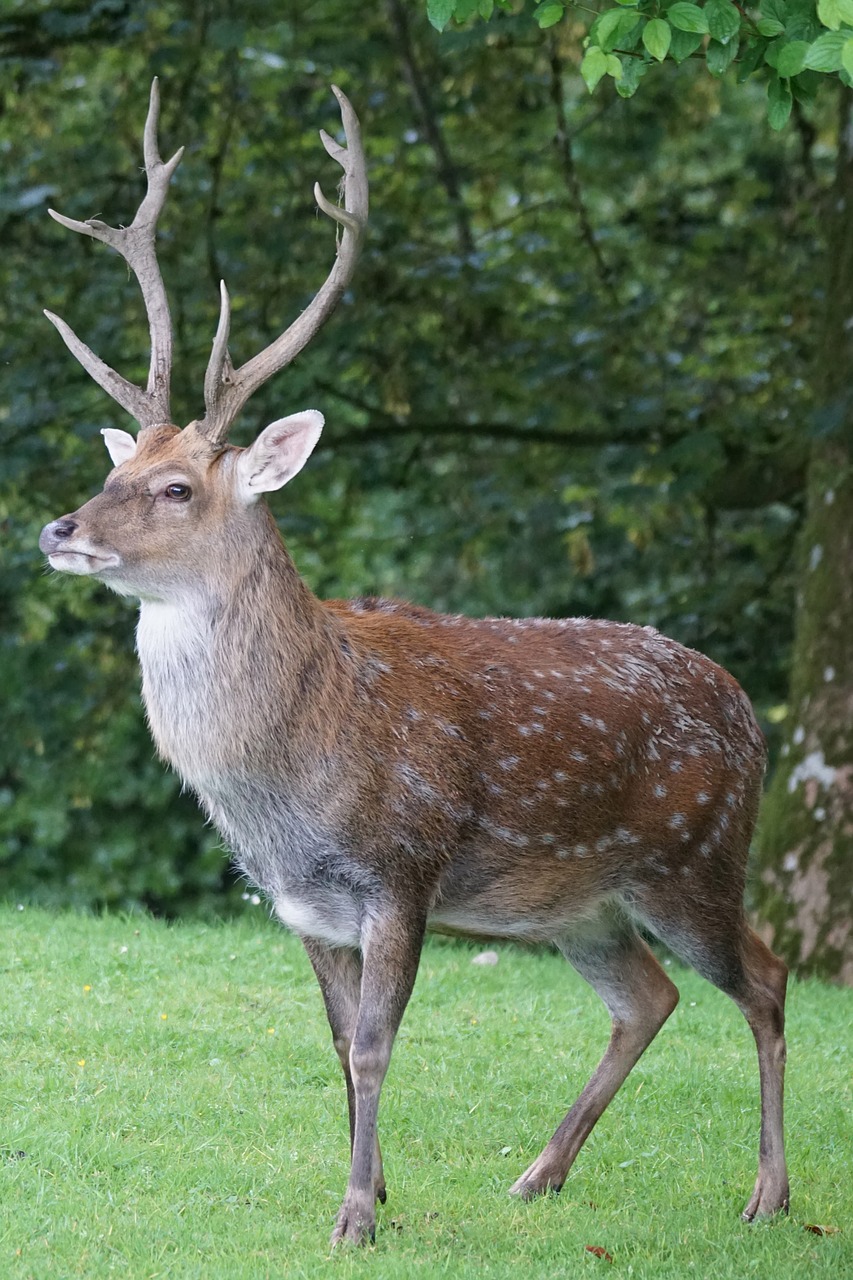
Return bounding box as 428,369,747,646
39,516,120,576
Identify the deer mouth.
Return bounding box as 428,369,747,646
47,549,120,575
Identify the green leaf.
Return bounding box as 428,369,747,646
767,73,793,128
669,26,705,61
764,38,782,67
843,34,853,72
478,0,495,17
792,68,822,100
535,2,564,27
615,53,648,94
757,17,785,36
643,17,672,59
616,17,646,49
737,35,770,79
581,45,610,91
826,0,853,27
706,35,740,74
594,9,643,50
667,3,710,34
605,52,624,78
706,0,740,44
803,29,846,68
596,8,626,43
427,0,456,31
776,39,811,75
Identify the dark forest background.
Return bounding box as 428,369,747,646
1,0,849,978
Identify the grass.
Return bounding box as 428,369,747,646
1,905,850,1279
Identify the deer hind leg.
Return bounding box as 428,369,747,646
510,912,679,1200
633,894,789,1221
301,939,387,1210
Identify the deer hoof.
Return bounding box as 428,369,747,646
509,1163,563,1201
741,1175,790,1221
330,1196,376,1247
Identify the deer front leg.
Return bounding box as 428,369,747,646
301,938,387,1206
331,906,426,1247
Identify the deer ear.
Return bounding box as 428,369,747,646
101,428,137,467
235,411,324,501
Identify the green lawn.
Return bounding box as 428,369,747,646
1,905,850,1279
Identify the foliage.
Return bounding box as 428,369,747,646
3,906,852,1274
0,1,832,911
428,0,853,126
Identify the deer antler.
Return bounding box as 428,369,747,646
44,79,183,429
198,84,369,446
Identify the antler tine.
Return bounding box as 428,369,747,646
199,85,368,446
46,78,183,429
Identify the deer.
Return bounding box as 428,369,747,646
38,81,789,1247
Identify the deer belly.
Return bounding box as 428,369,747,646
273,885,363,947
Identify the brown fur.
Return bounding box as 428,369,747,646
40,423,790,1246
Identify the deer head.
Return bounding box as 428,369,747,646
39,80,367,602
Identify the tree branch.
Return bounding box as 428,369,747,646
546,33,619,306
385,0,476,257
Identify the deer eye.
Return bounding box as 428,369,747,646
164,483,191,501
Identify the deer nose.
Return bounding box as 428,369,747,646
39,516,78,553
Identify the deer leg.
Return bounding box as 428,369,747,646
737,928,789,1220
301,939,387,1207
331,906,426,1247
632,884,789,1221
510,918,679,1200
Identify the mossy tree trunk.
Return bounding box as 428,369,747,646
754,89,853,984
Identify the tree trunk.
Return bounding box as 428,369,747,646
753,88,853,984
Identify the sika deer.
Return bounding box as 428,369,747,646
39,82,789,1246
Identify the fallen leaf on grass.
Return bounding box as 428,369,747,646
803,1223,839,1236
584,1245,614,1262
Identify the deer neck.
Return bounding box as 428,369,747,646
135,509,346,786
